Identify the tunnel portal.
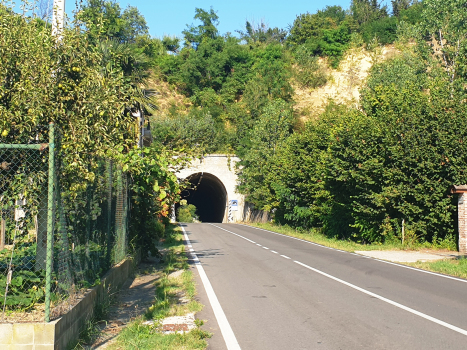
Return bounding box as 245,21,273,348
181,172,227,223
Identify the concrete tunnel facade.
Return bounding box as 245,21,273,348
175,155,245,223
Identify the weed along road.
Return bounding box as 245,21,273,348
182,223,467,350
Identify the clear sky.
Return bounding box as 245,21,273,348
66,0,391,39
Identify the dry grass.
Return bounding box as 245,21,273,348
146,72,192,117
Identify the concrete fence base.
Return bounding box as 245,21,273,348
0,256,138,350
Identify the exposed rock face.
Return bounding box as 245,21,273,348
293,45,400,121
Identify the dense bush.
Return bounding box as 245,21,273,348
293,46,328,88
361,16,398,45
254,47,467,245
177,201,199,223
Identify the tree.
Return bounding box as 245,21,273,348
237,20,287,45
237,100,294,211
78,0,148,43
121,6,149,43
288,6,346,46
162,35,180,53
421,0,467,85
37,0,52,22
391,0,413,17
182,8,219,49
350,0,388,27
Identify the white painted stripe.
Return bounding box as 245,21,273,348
293,260,467,336
181,226,241,350
240,224,467,284
280,255,291,259
262,247,269,250
271,250,278,254
209,224,258,245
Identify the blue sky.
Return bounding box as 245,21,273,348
62,0,392,39
134,0,352,38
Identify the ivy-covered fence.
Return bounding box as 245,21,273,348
0,124,129,323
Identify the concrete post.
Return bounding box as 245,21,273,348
458,193,467,254
51,0,65,40
450,185,467,254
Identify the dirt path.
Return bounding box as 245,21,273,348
91,257,161,349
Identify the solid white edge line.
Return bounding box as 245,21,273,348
181,225,241,350
239,224,467,284
293,260,467,337
208,223,467,336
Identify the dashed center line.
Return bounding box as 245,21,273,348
206,223,467,338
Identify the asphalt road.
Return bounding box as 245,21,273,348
184,223,467,350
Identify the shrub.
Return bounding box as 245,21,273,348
177,202,199,223
293,46,328,89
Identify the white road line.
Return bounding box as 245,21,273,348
240,224,467,284
262,247,269,250
271,250,278,254
205,223,467,337
293,260,467,337
256,244,262,246
181,226,241,350
209,224,257,244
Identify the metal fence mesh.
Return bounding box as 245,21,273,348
0,124,129,322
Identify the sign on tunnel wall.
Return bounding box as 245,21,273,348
230,199,238,211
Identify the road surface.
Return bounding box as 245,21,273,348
184,223,467,350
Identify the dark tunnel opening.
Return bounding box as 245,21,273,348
179,173,227,223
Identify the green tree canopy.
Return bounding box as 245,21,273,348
182,7,219,48
77,0,148,43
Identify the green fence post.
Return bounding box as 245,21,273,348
45,123,55,322
115,166,124,263
106,159,112,268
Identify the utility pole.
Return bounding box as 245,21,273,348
51,0,65,39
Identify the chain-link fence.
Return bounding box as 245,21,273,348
0,124,129,323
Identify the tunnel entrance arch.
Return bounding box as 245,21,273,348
175,154,245,223
180,172,227,223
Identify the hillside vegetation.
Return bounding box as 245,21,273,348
3,0,467,248
148,0,467,247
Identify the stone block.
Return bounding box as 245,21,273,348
8,345,33,350
34,323,55,345
34,345,55,350
0,323,13,344
12,323,34,344
0,258,134,350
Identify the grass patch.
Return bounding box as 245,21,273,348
248,222,457,251
72,286,113,349
248,222,467,280
407,257,467,279
110,321,209,350
108,224,210,350
248,222,403,252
